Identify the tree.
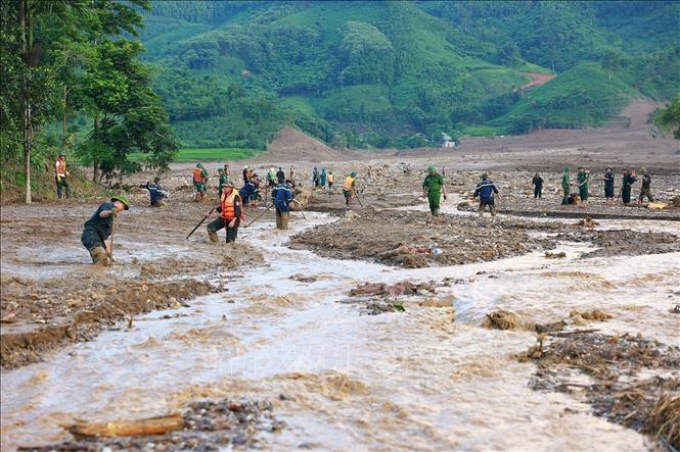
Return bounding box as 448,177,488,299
5,0,87,203
653,95,680,139
1,0,175,200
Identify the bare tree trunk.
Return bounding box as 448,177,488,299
92,115,99,183
24,108,32,203
20,0,32,203
62,85,68,146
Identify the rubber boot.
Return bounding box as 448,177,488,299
208,230,218,243
89,247,109,265
433,208,439,217
281,212,290,230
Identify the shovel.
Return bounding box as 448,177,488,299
291,199,307,221
244,203,273,228
106,215,116,263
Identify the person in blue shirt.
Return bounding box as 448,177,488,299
146,176,168,207
239,175,260,206
473,173,500,217
272,180,295,230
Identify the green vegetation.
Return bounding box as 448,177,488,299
652,94,680,139
1,0,178,203
139,1,679,150
492,63,638,133
176,148,257,161
3,1,677,202
131,148,257,163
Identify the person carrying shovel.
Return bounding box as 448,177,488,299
207,182,243,243
272,179,295,230
343,171,359,207
422,165,447,216
80,196,130,265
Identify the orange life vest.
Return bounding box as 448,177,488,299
193,168,204,183
56,158,67,176
220,191,237,220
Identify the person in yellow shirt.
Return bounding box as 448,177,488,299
343,171,358,207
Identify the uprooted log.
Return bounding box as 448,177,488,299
65,413,184,438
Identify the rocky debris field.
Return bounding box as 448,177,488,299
519,328,680,451
18,397,284,451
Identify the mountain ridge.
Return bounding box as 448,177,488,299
139,1,679,150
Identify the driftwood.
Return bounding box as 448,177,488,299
66,413,184,438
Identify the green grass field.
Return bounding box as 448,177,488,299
176,148,258,161
130,148,259,163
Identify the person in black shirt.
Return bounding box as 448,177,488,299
531,173,544,199
601,167,615,204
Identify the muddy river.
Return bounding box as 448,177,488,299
1,200,679,450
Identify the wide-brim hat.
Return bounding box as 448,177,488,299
111,195,130,210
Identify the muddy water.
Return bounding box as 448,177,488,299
2,207,678,450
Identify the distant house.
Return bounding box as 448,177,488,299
442,132,455,148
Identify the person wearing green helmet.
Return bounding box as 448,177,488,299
343,171,358,206
217,167,229,197
638,167,654,205
193,163,209,201
561,166,571,205
422,165,447,216
80,195,130,265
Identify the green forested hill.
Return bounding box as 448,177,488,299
140,0,680,150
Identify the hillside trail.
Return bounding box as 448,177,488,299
520,71,556,90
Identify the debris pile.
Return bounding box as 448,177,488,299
520,330,680,449
644,393,680,449
349,281,436,297
19,398,284,451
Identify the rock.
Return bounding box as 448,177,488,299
483,310,521,330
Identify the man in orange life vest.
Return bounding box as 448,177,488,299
207,182,243,243
55,153,71,199
193,163,209,201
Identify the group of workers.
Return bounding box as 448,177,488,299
66,150,661,265
422,166,500,217
559,166,654,207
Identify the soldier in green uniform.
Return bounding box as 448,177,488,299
422,166,447,216
218,167,228,197
561,166,571,205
